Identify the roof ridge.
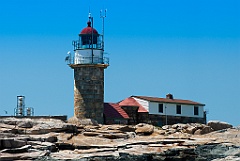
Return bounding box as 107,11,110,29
132,95,205,106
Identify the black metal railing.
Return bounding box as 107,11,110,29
66,55,109,65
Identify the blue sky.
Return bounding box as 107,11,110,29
0,0,239,126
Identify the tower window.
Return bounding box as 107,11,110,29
176,105,181,114
158,104,163,113
194,106,199,115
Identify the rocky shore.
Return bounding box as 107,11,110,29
0,117,239,161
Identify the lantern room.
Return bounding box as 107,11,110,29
80,21,101,48
74,21,102,50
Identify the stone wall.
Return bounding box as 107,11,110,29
121,106,139,125
145,114,206,126
104,118,128,125
73,65,106,124
137,112,149,123
135,113,206,126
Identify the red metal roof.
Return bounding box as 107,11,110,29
104,103,129,119
132,96,205,106
118,97,148,113
80,21,98,35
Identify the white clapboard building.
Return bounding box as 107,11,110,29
115,94,206,126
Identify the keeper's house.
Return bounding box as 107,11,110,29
104,94,206,126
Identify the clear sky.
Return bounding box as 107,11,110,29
0,0,239,126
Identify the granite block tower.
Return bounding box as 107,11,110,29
67,13,109,124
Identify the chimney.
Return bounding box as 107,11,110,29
166,93,173,99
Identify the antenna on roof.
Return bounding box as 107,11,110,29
88,7,94,63
88,6,92,19
100,9,107,51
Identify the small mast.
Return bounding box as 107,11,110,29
100,9,107,51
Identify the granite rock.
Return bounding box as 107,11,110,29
135,123,154,135
207,120,233,131
0,117,239,161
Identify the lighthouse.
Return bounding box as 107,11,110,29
67,13,109,124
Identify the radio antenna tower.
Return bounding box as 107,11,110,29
100,9,107,51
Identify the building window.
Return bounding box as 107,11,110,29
158,104,163,113
176,105,181,114
194,106,199,115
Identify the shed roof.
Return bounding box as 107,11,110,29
104,103,129,119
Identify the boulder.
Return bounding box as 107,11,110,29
1,117,77,134
0,117,17,125
28,141,57,152
28,133,58,142
165,128,177,135
135,123,154,135
185,126,198,134
1,117,34,127
194,129,202,135
84,125,100,132
17,121,33,128
207,121,233,131
154,129,166,135
57,133,73,142
162,125,171,130
1,145,31,153
0,150,49,160
62,124,78,133
0,138,26,149
55,142,75,150
102,133,129,139
201,126,213,134
25,122,77,134
172,123,188,130
103,125,135,132
126,132,136,138
68,117,99,126
0,123,18,133
194,126,213,135
196,143,240,160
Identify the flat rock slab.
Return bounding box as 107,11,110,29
0,150,49,160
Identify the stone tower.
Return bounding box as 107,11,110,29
67,15,109,124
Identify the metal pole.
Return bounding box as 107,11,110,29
91,17,94,64
100,9,107,51
165,105,167,125
102,17,104,50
